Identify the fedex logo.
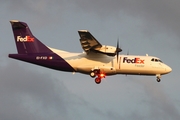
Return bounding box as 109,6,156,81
123,57,144,64
17,36,34,42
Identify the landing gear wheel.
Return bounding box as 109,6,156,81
157,78,161,82
95,77,101,84
90,71,96,78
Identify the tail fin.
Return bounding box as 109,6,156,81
10,20,52,54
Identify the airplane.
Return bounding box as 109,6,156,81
9,20,172,84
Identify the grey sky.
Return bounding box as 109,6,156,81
0,0,180,120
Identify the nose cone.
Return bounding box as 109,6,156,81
166,65,172,73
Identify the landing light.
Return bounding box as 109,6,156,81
100,73,105,78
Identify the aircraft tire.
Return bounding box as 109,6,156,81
95,77,101,84
157,78,161,82
90,71,96,78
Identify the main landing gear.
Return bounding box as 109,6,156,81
90,70,105,84
95,77,101,84
90,71,97,78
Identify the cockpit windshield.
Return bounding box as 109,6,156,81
151,58,163,63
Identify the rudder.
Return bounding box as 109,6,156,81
10,20,52,54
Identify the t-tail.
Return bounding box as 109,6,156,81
10,20,52,54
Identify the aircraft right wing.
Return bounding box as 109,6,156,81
78,30,102,53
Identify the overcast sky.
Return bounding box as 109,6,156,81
0,0,180,120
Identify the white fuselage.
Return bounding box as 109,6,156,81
51,48,172,76
9,20,172,84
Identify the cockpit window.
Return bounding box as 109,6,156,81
151,58,154,61
151,58,163,63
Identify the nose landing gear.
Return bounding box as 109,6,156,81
156,74,161,82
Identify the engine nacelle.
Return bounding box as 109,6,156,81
94,45,119,56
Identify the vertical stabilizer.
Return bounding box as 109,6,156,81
10,20,52,54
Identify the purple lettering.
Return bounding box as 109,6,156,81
123,57,144,64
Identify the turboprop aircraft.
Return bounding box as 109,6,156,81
9,20,172,84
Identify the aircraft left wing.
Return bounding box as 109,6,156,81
78,30,102,53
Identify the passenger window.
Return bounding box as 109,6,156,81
155,59,158,62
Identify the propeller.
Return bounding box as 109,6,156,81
116,38,122,63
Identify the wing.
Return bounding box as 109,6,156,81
78,30,102,53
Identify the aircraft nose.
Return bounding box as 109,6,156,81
166,65,172,73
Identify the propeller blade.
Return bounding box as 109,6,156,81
117,52,119,63
116,39,122,63
115,37,123,63
116,39,122,52
117,39,119,50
